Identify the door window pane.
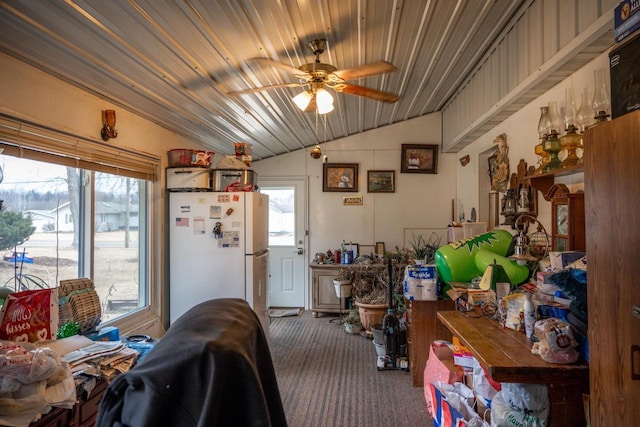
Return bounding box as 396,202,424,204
262,188,295,246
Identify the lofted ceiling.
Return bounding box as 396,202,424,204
0,0,531,161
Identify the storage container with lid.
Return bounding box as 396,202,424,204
167,149,214,167
211,169,256,192
166,167,211,191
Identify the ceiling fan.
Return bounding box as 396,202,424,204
228,39,400,113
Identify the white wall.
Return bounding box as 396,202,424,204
252,112,457,256
454,51,610,234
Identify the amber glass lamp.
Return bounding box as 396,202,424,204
560,88,581,167
535,106,550,174
542,101,563,173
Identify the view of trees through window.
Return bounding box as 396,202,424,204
0,156,146,321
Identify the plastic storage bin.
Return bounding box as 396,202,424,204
211,169,256,191
167,149,214,167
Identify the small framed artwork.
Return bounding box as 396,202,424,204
401,144,439,174
375,242,385,255
367,170,395,193
323,163,359,192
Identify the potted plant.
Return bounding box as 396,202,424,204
408,232,442,264
342,309,362,334
333,268,353,299
351,258,408,332
409,233,428,264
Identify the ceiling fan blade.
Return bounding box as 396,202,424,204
333,61,398,81
247,57,306,77
335,83,400,103
228,82,304,96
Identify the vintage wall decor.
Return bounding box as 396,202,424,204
367,170,395,193
100,109,118,141
323,163,358,192
343,195,363,206
400,144,438,174
491,134,510,192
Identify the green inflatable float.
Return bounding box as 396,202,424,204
435,229,529,286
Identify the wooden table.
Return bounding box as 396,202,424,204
437,311,588,427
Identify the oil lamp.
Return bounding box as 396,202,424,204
535,106,550,174
500,189,517,225
542,101,563,173
592,68,611,122
561,88,581,167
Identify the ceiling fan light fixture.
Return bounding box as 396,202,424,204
315,89,334,114
293,90,313,111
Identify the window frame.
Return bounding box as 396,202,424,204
0,113,159,330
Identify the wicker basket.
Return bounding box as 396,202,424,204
58,278,102,333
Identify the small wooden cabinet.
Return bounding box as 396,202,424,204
405,298,454,387
31,377,108,427
310,263,349,317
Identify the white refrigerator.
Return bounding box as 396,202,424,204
169,191,269,332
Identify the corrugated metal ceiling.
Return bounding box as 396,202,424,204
0,0,605,161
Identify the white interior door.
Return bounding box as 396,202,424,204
260,178,307,308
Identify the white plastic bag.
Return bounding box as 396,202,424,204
472,358,501,408
490,384,549,427
531,318,579,364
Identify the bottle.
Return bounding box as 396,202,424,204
333,249,341,264
524,292,536,340
519,309,525,333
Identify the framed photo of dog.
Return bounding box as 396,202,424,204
401,144,438,174
323,163,359,192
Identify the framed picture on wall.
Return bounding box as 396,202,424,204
400,144,438,174
323,163,359,192
367,170,395,193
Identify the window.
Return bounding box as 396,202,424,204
0,114,158,324
262,187,295,246
0,157,148,321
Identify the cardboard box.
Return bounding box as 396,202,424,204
614,1,640,42
549,251,586,270
452,336,475,369
610,31,640,119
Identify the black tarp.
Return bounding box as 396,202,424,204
96,298,287,427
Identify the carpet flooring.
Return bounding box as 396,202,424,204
268,312,433,427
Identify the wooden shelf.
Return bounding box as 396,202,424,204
526,164,583,201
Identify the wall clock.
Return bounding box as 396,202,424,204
551,193,585,252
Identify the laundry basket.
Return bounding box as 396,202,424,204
58,278,102,333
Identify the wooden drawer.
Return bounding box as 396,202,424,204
78,379,108,426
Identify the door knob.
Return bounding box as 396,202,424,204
295,248,304,255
